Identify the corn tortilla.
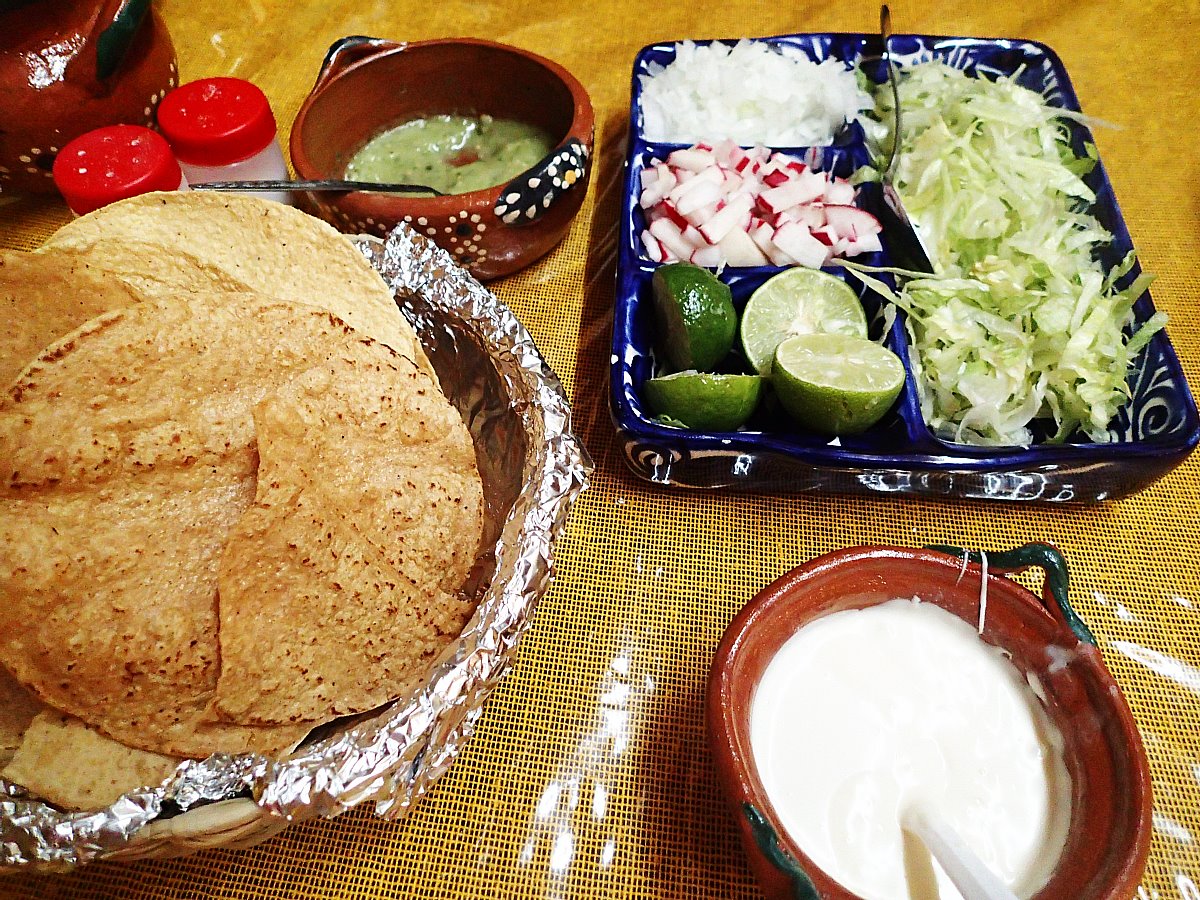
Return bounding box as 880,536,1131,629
214,347,481,724
0,293,377,756
2,712,182,810
0,666,41,767
0,249,142,387
41,192,432,377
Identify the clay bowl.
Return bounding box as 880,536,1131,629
290,36,594,280
708,543,1151,900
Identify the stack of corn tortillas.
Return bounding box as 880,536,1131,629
0,193,484,810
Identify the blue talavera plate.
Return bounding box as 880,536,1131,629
611,32,1199,502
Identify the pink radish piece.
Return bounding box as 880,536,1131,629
637,142,874,267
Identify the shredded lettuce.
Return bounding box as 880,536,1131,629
868,62,1162,446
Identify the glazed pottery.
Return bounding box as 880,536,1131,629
290,36,594,280
611,34,1198,502
707,543,1151,900
0,0,178,195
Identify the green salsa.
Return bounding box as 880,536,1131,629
344,114,555,195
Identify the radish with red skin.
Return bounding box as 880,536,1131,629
641,231,665,262
667,147,716,172
699,193,754,244
660,200,692,230
649,218,694,260
824,204,881,240
718,227,770,267
685,202,720,230
681,223,707,250
675,180,722,216
690,244,724,267
762,169,790,188
638,142,874,268
773,222,829,268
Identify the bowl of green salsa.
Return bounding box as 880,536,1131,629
291,37,594,280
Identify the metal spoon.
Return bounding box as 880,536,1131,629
876,4,935,271
190,179,445,196
880,3,903,182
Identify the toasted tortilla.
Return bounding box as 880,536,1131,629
0,248,143,387
0,666,41,767
0,293,374,756
214,346,482,724
1,711,181,810
0,292,366,490
39,191,432,376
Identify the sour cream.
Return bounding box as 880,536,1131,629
750,598,1071,900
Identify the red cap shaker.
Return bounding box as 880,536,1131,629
52,125,187,216
156,77,291,204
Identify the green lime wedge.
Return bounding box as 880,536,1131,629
643,372,762,431
652,263,737,372
773,334,905,435
740,268,868,377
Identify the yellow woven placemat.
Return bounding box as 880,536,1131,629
3,0,1199,896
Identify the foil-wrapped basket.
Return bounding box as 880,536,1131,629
0,225,591,870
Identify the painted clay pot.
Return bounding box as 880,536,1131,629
290,36,594,280
0,0,178,195
708,543,1151,900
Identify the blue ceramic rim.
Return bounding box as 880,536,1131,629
611,32,1200,476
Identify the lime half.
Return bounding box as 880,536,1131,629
652,263,737,372
740,268,868,377
773,334,905,435
643,372,762,431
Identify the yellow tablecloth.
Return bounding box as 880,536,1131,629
2,0,1199,896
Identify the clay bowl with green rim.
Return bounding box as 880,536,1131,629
290,36,594,281
707,543,1151,900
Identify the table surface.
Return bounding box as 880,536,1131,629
2,0,1199,897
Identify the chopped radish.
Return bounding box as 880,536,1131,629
718,227,770,267
667,147,715,172
699,194,754,245
824,180,856,205
638,142,873,268
681,224,707,250
674,180,722,216
773,222,829,268
759,175,824,214
684,202,720,230
640,231,665,262
690,245,724,267
648,218,693,261
824,204,882,240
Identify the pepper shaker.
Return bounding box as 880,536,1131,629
52,124,188,216
157,77,291,205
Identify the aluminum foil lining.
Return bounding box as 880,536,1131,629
0,224,591,870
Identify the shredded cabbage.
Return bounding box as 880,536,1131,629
869,62,1162,446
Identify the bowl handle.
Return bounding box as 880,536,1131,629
313,35,405,93
493,137,591,226
926,542,1097,646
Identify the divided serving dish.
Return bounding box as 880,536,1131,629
611,32,1199,502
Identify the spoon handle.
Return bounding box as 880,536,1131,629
880,3,902,183
902,804,1020,900
191,179,445,196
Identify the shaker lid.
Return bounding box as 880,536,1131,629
157,77,278,166
52,125,184,216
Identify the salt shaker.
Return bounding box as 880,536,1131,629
52,124,188,216
156,77,291,205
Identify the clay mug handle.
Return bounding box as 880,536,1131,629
313,35,404,93
87,0,153,83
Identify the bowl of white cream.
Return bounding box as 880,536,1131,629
707,544,1151,900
